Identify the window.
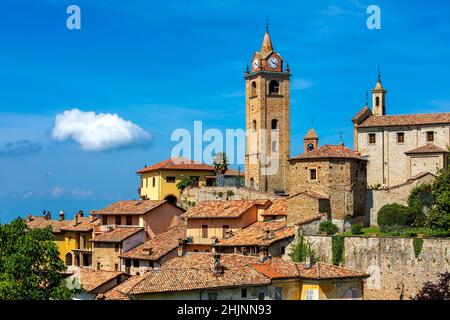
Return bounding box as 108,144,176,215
126,215,132,226
268,80,279,95
271,119,278,129
309,169,317,181
166,176,175,183
97,262,101,270
252,120,257,131
426,131,434,142
146,178,148,188
251,81,257,96
102,216,108,225
241,288,247,298
190,176,200,187
397,132,404,144
280,246,286,255
258,292,265,300
114,263,119,272
115,215,121,225
125,259,131,267
114,243,120,253
222,225,230,238
368,133,376,144
201,225,208,238
250,177,254,188
274,287,283,300
133,259,139,268
375,96,380,106
152,177,156,187
272,141,277,152
306,289,314,300
207,292,218,300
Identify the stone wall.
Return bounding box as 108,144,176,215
303,235,450,300
366,172,435,226
180,186,278,209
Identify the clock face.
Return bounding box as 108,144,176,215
268,56,279,69
253,58,259,69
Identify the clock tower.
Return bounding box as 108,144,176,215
244,24,291,194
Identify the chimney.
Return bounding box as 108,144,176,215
90,210,97,222
78,210,84,218
224,229,233,239
143,247,153,255
59,210,65,221
45,211,51,220
211,252,223,275
73,213,79,226
305,255,313,269
210,236,218,245
178,238,188,257
26,214,33,223
259,245,269,263
262,227,273,240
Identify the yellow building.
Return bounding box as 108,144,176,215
137,157,243,204
26,211,99,267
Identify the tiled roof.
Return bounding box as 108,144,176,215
120,225,186,261
289,144,365,161
103,274,148,300
352,106,372,124
26,216,71,233
405,144,448,154
129,266,270,295
137,157,214,174
163,253,259,269
357,112,450,128
216,221,295,247
253,258,369,280
293,190,329,200
96,200,167,215
60,216,100,232
261,199,287,216
183,199,271,219
92,227,143,243
78,268,123,292
305,128,319,139
224,168,245,177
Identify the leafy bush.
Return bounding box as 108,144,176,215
414,272,450,300
425,166,450,230
176,177,193,192
413,238,424,258
408,184,432,227
289,235,315,262
350,224,363,235
377,203,414,227
319,221,339,235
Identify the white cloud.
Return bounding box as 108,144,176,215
51,109,151,151
291,79,314,90
51,186,93,200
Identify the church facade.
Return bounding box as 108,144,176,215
352,74,450,188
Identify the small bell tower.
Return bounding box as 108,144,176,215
372,67,387,116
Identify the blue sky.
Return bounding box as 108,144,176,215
0,0,449,222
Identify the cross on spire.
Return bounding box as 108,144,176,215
365,90,369,106
378,65,381,82
339,130,344,144
266,17,270,33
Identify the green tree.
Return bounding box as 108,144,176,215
176,176,193,192
289,235,314,262
0,218,73,300
213,152,229,187
319,221,339,235
426,166,450,230
407,184,432,227
377,203,414,228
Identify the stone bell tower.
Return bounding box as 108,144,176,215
372,68,387,116
244,23,291,194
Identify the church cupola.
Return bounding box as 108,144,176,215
372,67,387,116
304,128,319,152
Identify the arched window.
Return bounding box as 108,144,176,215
165,195,177,205
269,80,279,95
74,253,80,267
375,96,380,106
65,253,72,266
252,120,257,131
251,81,257,96
249,177,254,188
271,119,278,129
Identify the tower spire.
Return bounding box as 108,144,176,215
261,19,273,54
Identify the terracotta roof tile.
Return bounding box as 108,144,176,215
253,258,369,280
120,225,186,261
26,216,72,233
261,199,287,216
60,216,100,232
216,221,295,247
358,112,450,128
183,199,271,219
92,227,143,243
305,128,319,139
78,268,123,292
163,252,259,269
103,274,148,300
129,266,270,295
352,106,372,124
289,144,365,161
137,157,214,174
96,200,167,215
405,143,448,154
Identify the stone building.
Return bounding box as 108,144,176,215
288,131,368,227
244,25,291,194
353,73,450,187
